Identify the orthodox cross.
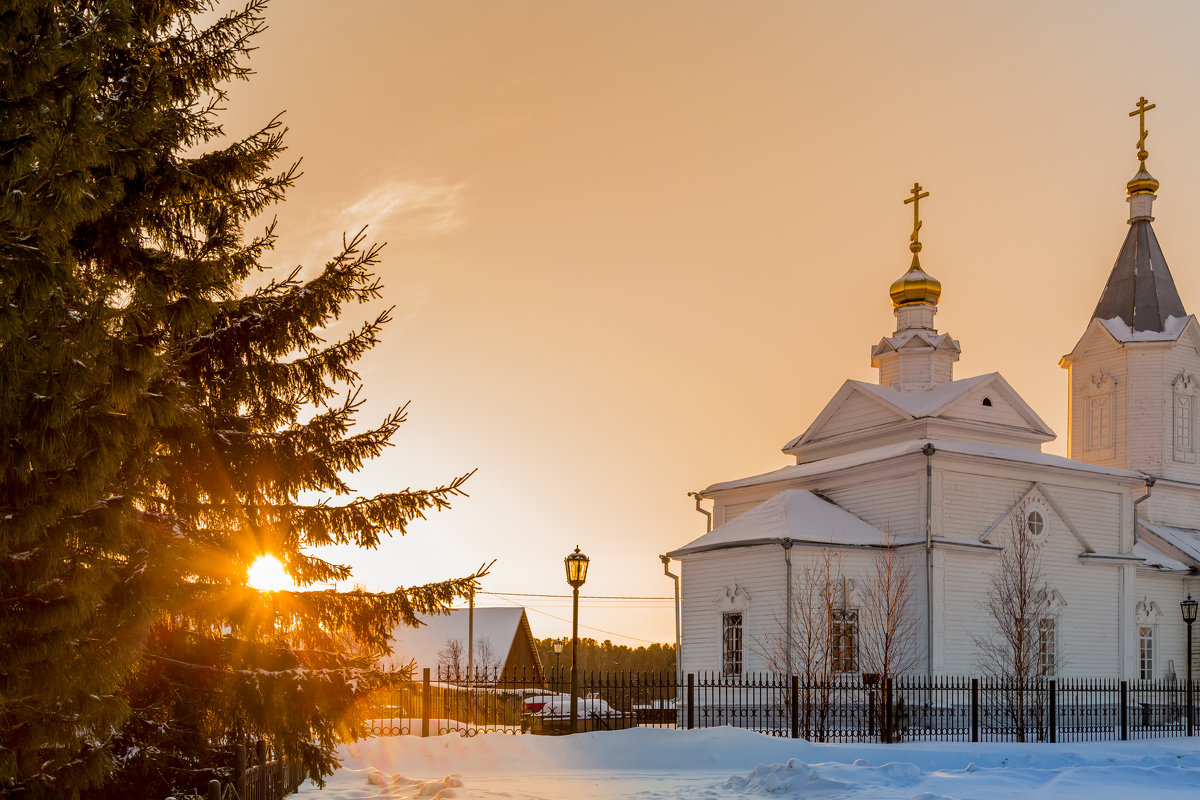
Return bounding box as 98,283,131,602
1130,96,1156,165
904,182,929,251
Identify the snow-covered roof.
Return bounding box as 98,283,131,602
784,373,1055,454
1133,538,1192,572
1139,521,1200,567
381,607,535,672
705,438,1141,494
669,490,917,557
1099,314,1192,343
853,374,993,418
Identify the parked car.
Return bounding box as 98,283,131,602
521,694,634,734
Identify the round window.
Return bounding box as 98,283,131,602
1026,509,1046,540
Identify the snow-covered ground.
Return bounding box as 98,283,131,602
296,727,1200,799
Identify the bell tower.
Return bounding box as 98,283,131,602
1061,98,1200,480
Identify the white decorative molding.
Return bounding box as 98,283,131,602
1041,588,1069,614
714,583,752,613
1135,598,1163,623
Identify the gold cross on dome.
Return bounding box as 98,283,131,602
1129,96,1156,164
903,182,929,246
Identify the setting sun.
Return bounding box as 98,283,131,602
246,555,296,592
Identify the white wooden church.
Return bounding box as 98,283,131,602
667,115,1198,681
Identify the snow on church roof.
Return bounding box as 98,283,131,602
704,438,1142,495
668,490,918,557
1133,539,1191,572
852,373,993,418
381,607,533,672
1098,314,1192,343
1139,521,1200,568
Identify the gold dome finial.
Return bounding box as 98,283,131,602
1127,96,1160,195
890,183,942,307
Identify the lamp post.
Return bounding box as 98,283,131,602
552,638,564,692
1183,594,1197,736
565,546,590,734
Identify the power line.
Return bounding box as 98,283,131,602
480,591,672,600
483,591,666,645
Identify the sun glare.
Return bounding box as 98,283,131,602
246,555,295,592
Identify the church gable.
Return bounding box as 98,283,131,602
1061,317,1124,366
786,381,910,449
978,483,1095,554
938,374,1054,436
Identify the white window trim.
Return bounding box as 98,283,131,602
1037,617,1058,677
1084,372,1117,459
1135,599,1163,681
829,607,859,674
1172,374,1196,463
721,612,744,675
1023,499,1051,544
1138,624,1156,681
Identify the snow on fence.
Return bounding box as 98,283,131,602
365,666,1198,744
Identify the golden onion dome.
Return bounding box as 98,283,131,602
889,263,942,307
1127,167,1159,196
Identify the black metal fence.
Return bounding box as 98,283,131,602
166,740,306,800
366,666,1198,744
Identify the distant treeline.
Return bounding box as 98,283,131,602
534,637,676,675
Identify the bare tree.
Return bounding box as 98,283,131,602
858,532,920,681
438,638,465,680
474,636,503,681
973,503,1054,741
750,548,843,739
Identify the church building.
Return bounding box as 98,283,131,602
667,103,1198,681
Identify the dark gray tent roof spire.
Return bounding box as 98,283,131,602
1090,98,1187,334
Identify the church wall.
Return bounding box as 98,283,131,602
1159,344,1200,483
939,548,996,673
1067,340,1127,467
1135,569,1197,681
1040,483,1124,553
819,473,922,540
678,543,928,677
1127,347,1166,474
678,546,786,676
1141,484,1200,529
940,471,1028,542
939,538,1123,677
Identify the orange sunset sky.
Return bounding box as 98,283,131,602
219,1,1200,644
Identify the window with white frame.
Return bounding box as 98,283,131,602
1139,625,1155,680
1173,374,1196,462
1088,395,1111,450
830,608,859,673
722,612,743,675
1038,618,1056,676
1083,372,1117,458
1176,395,1192,449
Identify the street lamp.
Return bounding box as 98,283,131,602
1183,594,1197,736
565,546,590,734
552,638,564,692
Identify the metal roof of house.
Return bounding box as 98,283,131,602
381,606,540,673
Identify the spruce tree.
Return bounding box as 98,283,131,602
2,4,481,798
